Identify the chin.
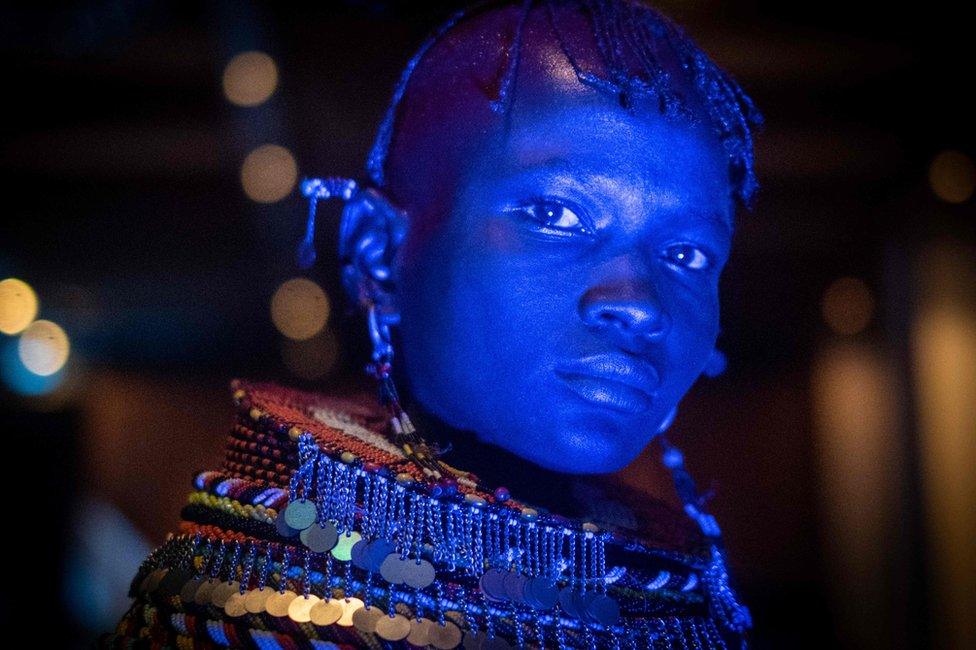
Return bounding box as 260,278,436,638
512,426,644,475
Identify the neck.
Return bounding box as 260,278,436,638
396,384,642,530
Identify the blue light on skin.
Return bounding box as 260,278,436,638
339,7,734,476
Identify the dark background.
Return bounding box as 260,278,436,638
1,1,974,647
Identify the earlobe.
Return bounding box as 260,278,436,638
337,187,408,316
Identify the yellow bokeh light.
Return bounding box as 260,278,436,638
281,328,338,380
822,276,874,336
929,150,976,204
222,51,278,107
18,319,70,376
271,277,330,341
241,144,297,203
0,277,38,335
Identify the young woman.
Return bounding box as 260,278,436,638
103,1,763,647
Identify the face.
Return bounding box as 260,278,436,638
387,84,733,474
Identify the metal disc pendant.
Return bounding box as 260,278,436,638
143,568,168,593
558,587,582,618
379,553,406,584
265,590,298,617
478,569,508,602
331,531,362,561
275,511,300,538
575,591,600,624
192,579,217,606
482,635,514,649
365,539,396,572
210,580,241,608
337,597,364,626
350,539,371,570
428,620,463,649
527,577,559,610
288,594,321,623
406,617,433,646
502,572,526,604
180,578,205,604
301,521,339,553
374,613,411,641
244,588,271,614
310,598,344,626
283,499,317,530
156,568,191,599
401,559,436,589
462,630,485,650
224,592,248,618
352,605,385,633
585,593,621,626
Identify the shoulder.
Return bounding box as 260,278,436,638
218,377,408,488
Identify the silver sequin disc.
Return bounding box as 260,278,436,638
374,613,411,641
265,590,298,617
309,598,344,626
406,617,432,646
379,553,407,584
288,594,321,623
283,499,317,530
401,558,436,589
428,620,463,649
352,605,385,633
224,592,248,618
244,588,271,614
301,521,339,553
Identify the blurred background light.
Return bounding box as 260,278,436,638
222,50,278,107
280,328,338,380
18,318,70,376
240,144,297,203
270,277,330,341
1,335,65,395
928,150,976,204
821,276,874,336
0,277,39,335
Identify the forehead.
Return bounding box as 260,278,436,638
383,1,733,227
466,93,734,227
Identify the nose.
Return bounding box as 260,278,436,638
579,282,672,349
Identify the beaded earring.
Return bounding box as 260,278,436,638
299,177,457,485
653,396,753,643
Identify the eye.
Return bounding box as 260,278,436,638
506,199,593,235
663,243,711,270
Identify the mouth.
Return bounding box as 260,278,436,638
554,354,660,415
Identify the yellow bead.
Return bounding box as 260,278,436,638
288,426,303,441
250,407,263,421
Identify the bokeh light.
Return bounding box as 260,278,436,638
1,336,65,395
270,277,330,341
822,276,874,336
0,277,38,335
222,51,278,107
240,144,297,203
928,150,976,204
18,319,70,376
281,328,339,380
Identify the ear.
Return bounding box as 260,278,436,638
337,187,409,324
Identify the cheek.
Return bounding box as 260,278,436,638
663,285,720,378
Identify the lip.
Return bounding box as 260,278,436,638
554,354,660,415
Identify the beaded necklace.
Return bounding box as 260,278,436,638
114,379,752,650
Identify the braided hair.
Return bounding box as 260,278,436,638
366,0,764,212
